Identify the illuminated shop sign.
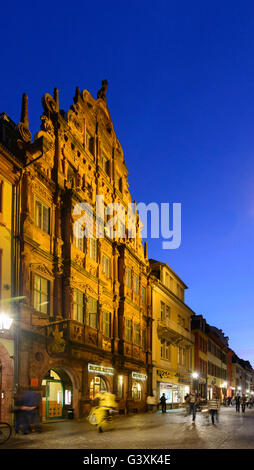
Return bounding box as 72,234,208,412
132,372,147,381
88,364,114,376
157,369,176,380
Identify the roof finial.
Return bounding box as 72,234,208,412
97,79,108,103
144,241,148,259
21,93,29,129
54,88,59,112
74,86,81,103
18,93,32,143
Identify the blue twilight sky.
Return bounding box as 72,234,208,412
1,1,254,363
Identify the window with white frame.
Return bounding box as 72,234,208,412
34,274,50,314
89,238,97,261
35,198,50,234
103,311,111,338
134,322,140,345
134,273,139,294
73,289,84,323
102,254,111,278
160,340,171,360
88,297,98,329
126,267,132,288
160,301,165,321
125,318,132,342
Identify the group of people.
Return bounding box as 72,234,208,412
13,387,42,435
160,389,220,424
160,389,254,424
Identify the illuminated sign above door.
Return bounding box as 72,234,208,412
88,363,114,376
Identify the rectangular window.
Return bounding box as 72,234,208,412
116,174,122,192
141,286,146,305
34,274,50,314
89,238,97,261
86,131,94,155
102,154,110,176
88,297,98,329
73,289,84,323
134,323,140,346
102,254,111,278
126,267,132,289
160,301,165,321
160,340,170,360
74,221,85,252
35,199,50,234
166,305,170,319
125,318,132,342
103,311,111,338
134,274,139,294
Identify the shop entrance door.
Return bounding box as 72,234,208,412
42,370,64,420
45,379,63,419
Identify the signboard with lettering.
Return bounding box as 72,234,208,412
88,363,114,376
132,372,147,381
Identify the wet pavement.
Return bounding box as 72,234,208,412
2,407,254,449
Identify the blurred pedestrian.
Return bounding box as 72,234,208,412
22,387,42,433
14,388,26,434
241,394,246,413
235,395,241,413
160,393,167,413
208,393,220,424
189,389,199,422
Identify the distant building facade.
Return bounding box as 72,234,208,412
150,259,194,408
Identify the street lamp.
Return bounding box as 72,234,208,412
192,372,198,380
0,312,13,333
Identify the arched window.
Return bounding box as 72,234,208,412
89,376,108,399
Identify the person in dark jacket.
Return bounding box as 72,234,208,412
14,388,26,434
22,388,42,433
160,393,167,413
235,395,241,412
241,394,247,413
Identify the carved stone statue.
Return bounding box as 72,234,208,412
97,80,108,103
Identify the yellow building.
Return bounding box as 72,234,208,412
0,123,21,423
150,259,195,408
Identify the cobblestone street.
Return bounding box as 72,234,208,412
2,407,254,449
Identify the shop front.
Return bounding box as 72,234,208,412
156,368,190,409
88,363,114,400
126,371,147,413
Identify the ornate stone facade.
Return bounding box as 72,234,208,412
0,83,152,419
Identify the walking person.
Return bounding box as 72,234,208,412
235,394,241,413
241,394,247,413
160,393,167,413
189,389,199,422
208,393,220,424
13,388,26,434
22,387,42,433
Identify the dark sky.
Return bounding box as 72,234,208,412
1,1,254,364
